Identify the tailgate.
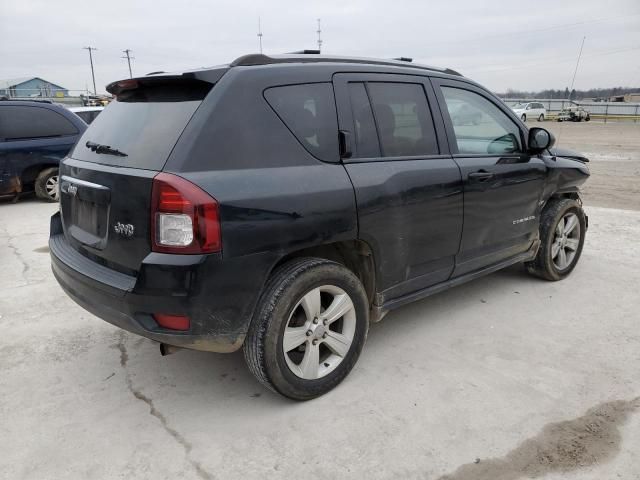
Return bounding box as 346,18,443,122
59,159,155,273
57,75,215,273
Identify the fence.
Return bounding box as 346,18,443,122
502,98,640,122
0,89,104,107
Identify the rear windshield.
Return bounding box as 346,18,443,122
71,81,210,170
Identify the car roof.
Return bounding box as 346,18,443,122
119,53,465,85
228,53,462,76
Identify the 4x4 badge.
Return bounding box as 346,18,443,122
114,222,135,237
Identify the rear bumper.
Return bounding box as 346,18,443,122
49,212,275,352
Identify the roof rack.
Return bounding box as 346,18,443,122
230,53,461,76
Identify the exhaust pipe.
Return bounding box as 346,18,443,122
159,343,182,356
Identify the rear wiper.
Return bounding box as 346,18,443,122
85,141,128,157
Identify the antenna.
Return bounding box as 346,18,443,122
257,17,263,54
82,46,98,94
316,18,322,53
569,36,586,100
122,49,134,78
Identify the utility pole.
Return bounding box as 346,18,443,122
257,17,263,54
569,36,586,100
83,46,98,94
316,18,322,53
122,49,134,78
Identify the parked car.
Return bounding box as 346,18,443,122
69,106,104,124
0,100,87,201
511,102,547,122
557,106,591,122
49,53,590,400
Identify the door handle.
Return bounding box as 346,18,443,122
468,170,495,182
339,130,353,159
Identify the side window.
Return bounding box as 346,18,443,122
264,83,339,162
347,83,381,157
367,83,438,157
0,106,78,140
441,87,522,155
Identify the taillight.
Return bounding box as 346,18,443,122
151,172,221,254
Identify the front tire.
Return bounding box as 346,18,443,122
244,258,369,400
521,114,527,122
526,198,586,281
35,167,59,202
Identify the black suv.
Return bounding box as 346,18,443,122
49,54,589,400
0,100,87,201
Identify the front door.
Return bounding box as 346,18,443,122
432,79,547,277
333,73,463,303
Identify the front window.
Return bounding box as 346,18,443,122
441,87,522,155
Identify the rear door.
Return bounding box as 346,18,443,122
431,78,547,277
333,73,463,302
59,79,212,273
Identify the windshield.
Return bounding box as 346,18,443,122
511,103,526,109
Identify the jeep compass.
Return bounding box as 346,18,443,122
50,53,589,400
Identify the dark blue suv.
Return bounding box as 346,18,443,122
0,100,86,201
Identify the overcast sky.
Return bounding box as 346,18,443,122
1,0,639,94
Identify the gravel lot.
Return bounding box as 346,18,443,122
539,121,640,211
1,122,639,479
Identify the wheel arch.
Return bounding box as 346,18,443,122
269,240,377,307
21,163,58,185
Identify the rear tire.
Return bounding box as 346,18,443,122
538,114,545,122
526,198,586,281
585,115,591,122
244,258,369,400
34,168,59,202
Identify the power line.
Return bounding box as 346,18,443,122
317,18,322,53
82,46,97,95
463,45,640,73
122,49,134,78
569,37,586,96
428,12,640,48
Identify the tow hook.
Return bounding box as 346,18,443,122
159,343,182,356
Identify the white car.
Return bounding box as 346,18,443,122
511,102,546,122
69,106,104,124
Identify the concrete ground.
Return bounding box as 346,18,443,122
1,199,639,480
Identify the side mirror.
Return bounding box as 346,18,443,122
528,127,555,152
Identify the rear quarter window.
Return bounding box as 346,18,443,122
0,105,78,140
264,83,339,162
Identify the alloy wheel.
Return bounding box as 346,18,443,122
282,285,356,380
45,175,59,201
551,213,580,270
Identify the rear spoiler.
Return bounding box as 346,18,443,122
106,69,228,96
